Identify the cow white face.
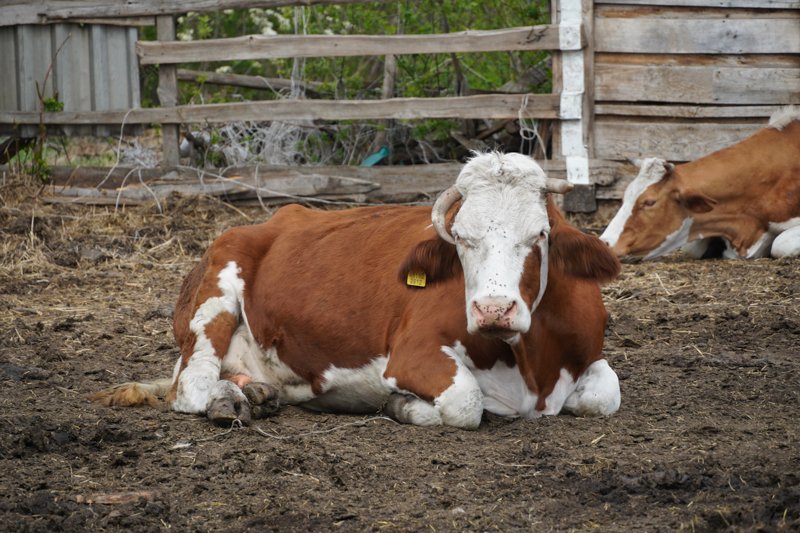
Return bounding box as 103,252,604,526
448,153,554,339
600,158,700,258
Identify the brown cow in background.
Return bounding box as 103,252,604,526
601,106,800,259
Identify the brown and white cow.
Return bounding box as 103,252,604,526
601,106,800,259
92,152,621,429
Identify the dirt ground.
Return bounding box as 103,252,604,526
1,186,798,532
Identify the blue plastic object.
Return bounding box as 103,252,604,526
360,146,390,167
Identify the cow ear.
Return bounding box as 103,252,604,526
679,190,716,213
398,237,462,286
547,203,620,283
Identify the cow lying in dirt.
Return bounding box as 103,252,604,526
92,152,621,429
601,106,800,259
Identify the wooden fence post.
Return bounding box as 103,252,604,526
157,15,180,167
555,0,595,212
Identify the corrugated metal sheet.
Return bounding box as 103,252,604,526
0,23,140,137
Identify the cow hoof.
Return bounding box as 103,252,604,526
206,381,252,427
242,382,280,419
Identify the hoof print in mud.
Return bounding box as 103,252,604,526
243,382,281,419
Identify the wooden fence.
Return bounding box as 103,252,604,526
1,0,798,209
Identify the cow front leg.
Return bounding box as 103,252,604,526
383,343,483,429
562,359,620,417
207,380,252,426
170,260,245,415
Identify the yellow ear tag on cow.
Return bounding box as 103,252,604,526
406,271,427,288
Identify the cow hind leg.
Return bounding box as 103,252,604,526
89,378,173,408
770,226,800,258
562,359,620,417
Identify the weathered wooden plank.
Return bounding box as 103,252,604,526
89,24,111,137
0,28,18,111
595,104,782,119
53,24,92,136
17,25,53,112
0,0,386,27
595,0,800,8
0,93,562,125
595,63,800,104
157,15,180,167
137,25,574,65
595,18,800,54
127,27,141,109
596,53,800,68
43,160,594,205
594,119,763,161
48,168,381,204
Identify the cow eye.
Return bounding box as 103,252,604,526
454,233,474,248
642,199,657,208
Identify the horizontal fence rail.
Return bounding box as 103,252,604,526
0,94,563,126
136,25,581,64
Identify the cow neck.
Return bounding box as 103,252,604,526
690,213,768,256
508,332,542,402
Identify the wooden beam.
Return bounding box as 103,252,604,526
594,0,800,8
595,104,782,119
595,63,800,105
595,17,800,54
157,15,180,167
0,93,562,125
137,25,576,65
593,119,763,162
43,159,591,206
40,158,632,205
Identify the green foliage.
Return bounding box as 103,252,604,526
42,97,64,113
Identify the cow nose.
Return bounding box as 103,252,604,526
471,299,518,329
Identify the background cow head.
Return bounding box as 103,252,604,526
600,158,716,258
400,152,618,342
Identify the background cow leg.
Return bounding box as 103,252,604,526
242,382,281,419
771,226,800,258
562,359,620,417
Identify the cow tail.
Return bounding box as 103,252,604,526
88,378,174,408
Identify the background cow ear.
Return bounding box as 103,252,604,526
397,237,462,286
680,191,716,213
547,202,620,283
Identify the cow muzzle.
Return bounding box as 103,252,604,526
471,298,519,332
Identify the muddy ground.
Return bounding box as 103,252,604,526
1,188,798,532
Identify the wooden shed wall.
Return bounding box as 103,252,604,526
0,23,140,137
591,0,800,200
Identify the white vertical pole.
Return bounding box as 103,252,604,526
558,0,589,185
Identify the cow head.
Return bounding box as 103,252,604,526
600,158,716,259
401,152,618,342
